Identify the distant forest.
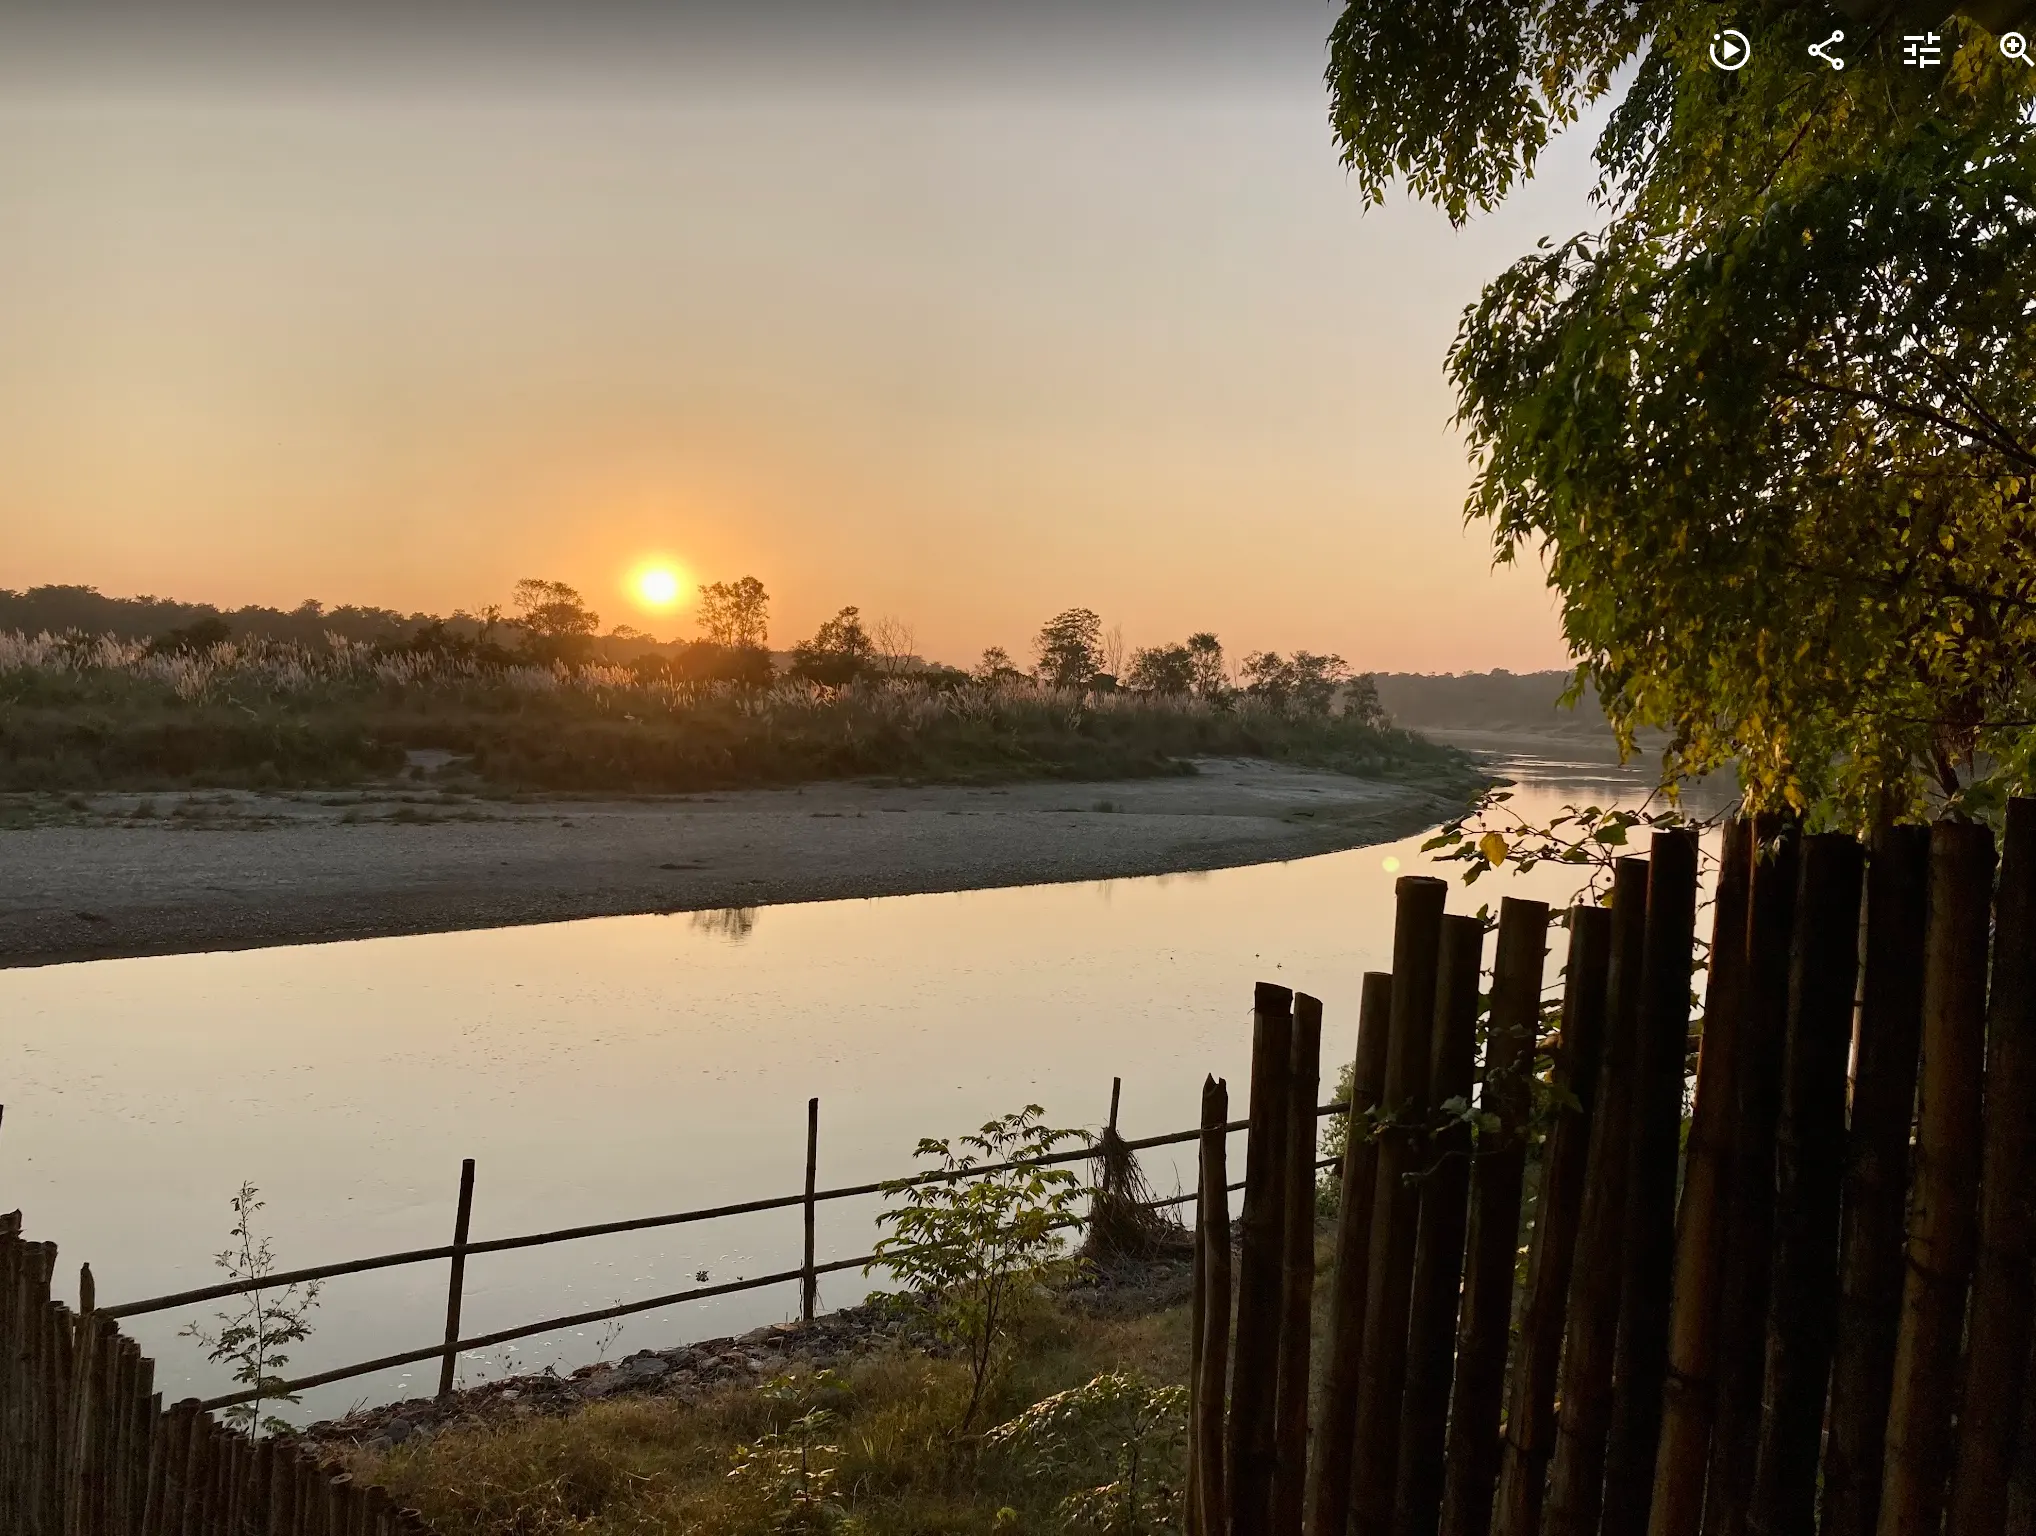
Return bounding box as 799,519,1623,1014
1371,670,1610,734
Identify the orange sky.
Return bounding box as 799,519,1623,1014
0,4,1598,671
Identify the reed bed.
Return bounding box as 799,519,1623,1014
0,631,1473,794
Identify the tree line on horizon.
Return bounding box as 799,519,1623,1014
0,580,1397,721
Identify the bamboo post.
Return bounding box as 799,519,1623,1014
1273,997,1324,1536
1949,798,2036,1536
1228,982,1297,1536
1601,830,1702,1536
1304,971,1395,1536
1349,875,1450,1536
1701,821,1800,1536
1196,1075,1233,1536
1745,831,1865,1532
1395,914,1487,1536
1877,819,1994,1536
1491,905,1613,1536
436,1159,476,1400
1646,819,1754,1536
1108,1078,1123,1139
1441,898,1549,1536
1540,854,1651,1536
802,1098,820,1323
1820,823,1931,1536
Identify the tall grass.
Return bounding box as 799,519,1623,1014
0,631,1479,794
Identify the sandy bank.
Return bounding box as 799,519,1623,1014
0,759,1467,968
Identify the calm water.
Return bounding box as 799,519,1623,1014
0,755,1701,1419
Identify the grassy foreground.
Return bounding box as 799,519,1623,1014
341,1294,1194,1536
0,633,1477,795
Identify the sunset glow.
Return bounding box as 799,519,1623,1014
631,563,686,611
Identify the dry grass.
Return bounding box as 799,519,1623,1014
346,1300,1193,1536
0,631,1478,795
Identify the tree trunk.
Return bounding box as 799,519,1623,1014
1646,819,1754,1536
1393,915,1487,1536
1440,898,1552,1536
1306,972,1395,1536
1746,832,1864,1535
1229,982,1297,1536
1876,820,1994,1536
1349,876,1451,1536
1540,855,1652,1536
1273,997,1323,1536
1819,823,1930,1536
1701,822,1801,1536
1948,798,2036,1536
1602,829,1703,1536
1490,904,1615,1536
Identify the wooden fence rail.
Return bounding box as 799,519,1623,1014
1191,806,2036,1536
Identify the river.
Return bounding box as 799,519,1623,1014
0,752,1720,1420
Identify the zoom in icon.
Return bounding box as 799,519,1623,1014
1710,29,1752,70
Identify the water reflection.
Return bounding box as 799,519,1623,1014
0,756,1697,1418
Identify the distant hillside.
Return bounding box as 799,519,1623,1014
0,586,431,648
1373,670,1606,732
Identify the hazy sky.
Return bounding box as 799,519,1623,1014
0,3,1604,670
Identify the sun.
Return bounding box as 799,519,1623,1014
630,562,687,612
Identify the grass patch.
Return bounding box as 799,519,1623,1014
0,633,1483,797
345,1298,1192,1536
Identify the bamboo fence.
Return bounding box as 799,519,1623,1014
1190,810,2036,1536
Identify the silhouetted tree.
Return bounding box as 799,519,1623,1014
1186,633,1228,698
1241,650,1352,715
1126,643,1195,696
511,579,600,640
792,606,875,686
696,577,771,650
1035,608,1105,689
974,646,1023,684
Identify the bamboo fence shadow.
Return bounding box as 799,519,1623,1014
1187,807,2036,1536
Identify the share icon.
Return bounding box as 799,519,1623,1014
1809,29,1846,70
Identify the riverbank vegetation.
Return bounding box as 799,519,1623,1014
0,584,1475,795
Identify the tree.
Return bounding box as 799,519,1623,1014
697,576,771,650
974,646,1023,684
1241,650,1352,715
1327,4,2036,823
1035,608,1106,690
868,1107,1089,1435
1185,632,1228,698
871,614,919,676
1126,643,1196,696
181,1183,322,1439
791,606,875,686
511,579,599,641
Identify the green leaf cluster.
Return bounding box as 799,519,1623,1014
983,1371,1187,1536
868,1108,1090,1436
1331,2,2036,826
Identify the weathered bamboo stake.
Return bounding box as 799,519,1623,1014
1819,823,1931,1536
1191,1075,1232,1536
1646,819,1754,1536
1701,821,1800,1536
435,1160,476,1399
2008,1332,2036,1536
1228,982,1297,1536
1490,905,1614,1536
1540,856,1652,1536
802,1098,820,1323
1304,971,1395,1536
1273,997,1324,1536
1745,831,1865,1533
1949,797,2036,1536
1348,876,1450,1536
1439,898,1549,1536
1394,915,1487,1536
1602,830,1703,1536
1877,819,1994,1536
